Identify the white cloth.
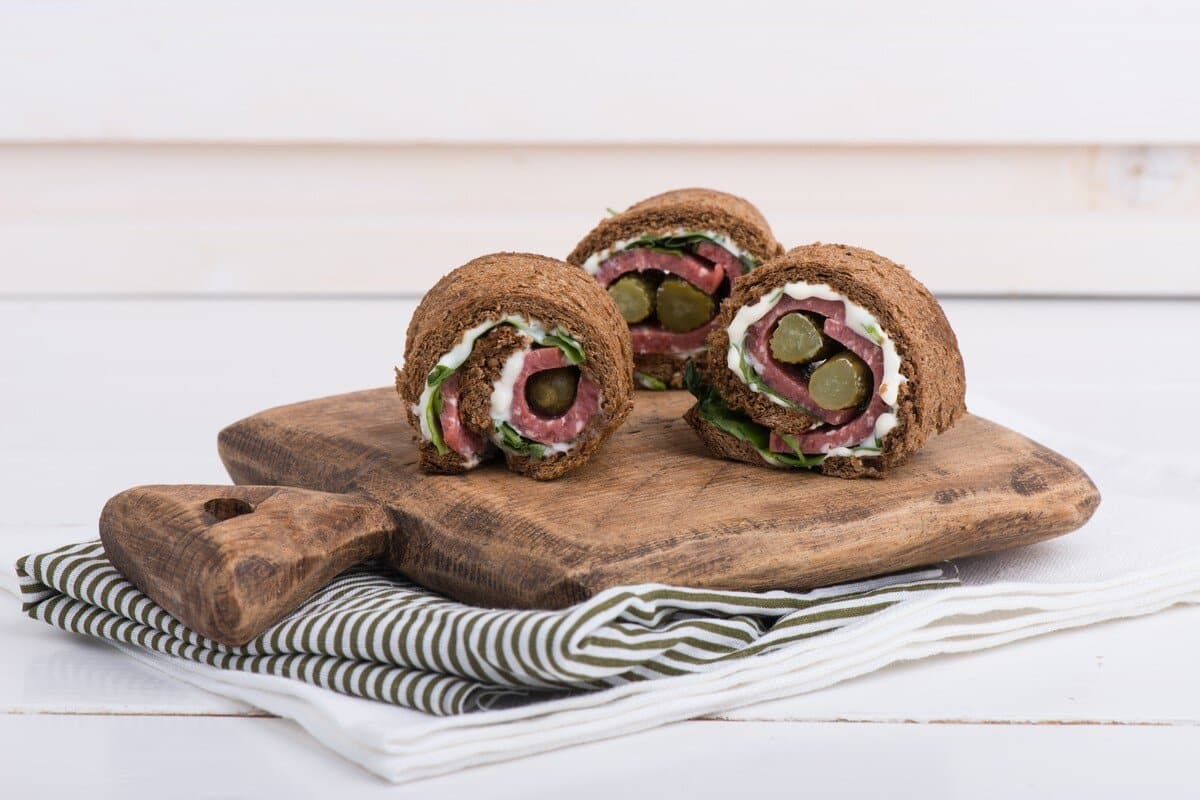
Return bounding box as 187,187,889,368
4,396,1198,783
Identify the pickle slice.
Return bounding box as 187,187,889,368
769,312,836,364
656,276,716,333
607,274,655,324
808,352,871,410
525,366,580,417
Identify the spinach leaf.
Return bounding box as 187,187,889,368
422,364,458,455
426,363,455,389
772,433,833,467
635,372,668,391
733,343,804,412
543,328,586,365
685,362,826,469
495,421,546,458
625,231,723,258
861,322,884,345
425,392,449,456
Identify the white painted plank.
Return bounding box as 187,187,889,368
1,1,1198,143
722,604,1200,725
2,144,1198,296
2,715,1197,797
0,300,414,524
0,589,254,715
6,214,1200,297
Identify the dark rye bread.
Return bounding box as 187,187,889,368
567,188,785,389
635,353,689,390
398,252,634,480
456,326,531,436
690,243,966,478
455,326,618,480
567,188,784,267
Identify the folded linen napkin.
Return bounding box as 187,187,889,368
5,395,1198,783
14,541,955,716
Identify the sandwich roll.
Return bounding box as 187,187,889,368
685,243,966,478
397,253,634,480
567,188,784,390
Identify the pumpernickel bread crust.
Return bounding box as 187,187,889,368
690,243,966,478
567,188,784,268
455,326,531,437
634,353,689,390
399,252,634,480
567,188,784,389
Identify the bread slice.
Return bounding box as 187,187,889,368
689,243,966,477
567,188,784,390
398,252,634,480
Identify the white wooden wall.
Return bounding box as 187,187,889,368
1,1,1198,297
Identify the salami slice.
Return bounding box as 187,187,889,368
629,321,716,356
508,347,602,444
438,373,489,460
595,248,725,294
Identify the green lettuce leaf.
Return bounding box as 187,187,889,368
426,364,455,388
495,421,546,458
635,372,668,391
684,363,826,469
543,328,586,365
423,365,455,455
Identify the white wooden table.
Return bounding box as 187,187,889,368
2,297,1197,797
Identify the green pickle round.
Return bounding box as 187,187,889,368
769,312,836,364
656,276,716,333
808,352,872,410
607,274,656,324
525,366,580,417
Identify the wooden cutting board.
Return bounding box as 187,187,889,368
215,388,1099,608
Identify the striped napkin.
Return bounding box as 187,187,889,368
15,541,956,716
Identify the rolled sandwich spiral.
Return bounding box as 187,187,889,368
567,188,784,390
398,253,634,480
685,243,966,478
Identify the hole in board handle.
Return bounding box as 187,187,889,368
203,497,255,521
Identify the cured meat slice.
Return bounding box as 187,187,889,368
438,373,490,460
508,347,602,444
694,241,747,280
629,320,716,356
594,248,724,294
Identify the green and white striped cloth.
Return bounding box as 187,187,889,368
17,540,957,716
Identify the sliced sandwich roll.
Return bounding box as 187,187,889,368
685,243,966,478
567,188,784,390
398,252,634,480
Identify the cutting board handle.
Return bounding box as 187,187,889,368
99,484,396,647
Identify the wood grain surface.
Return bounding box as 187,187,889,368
213,388,1099,609
100,485,394,644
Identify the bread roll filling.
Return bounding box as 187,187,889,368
584,230,757,358
724,282,907,457
412,316,596,463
